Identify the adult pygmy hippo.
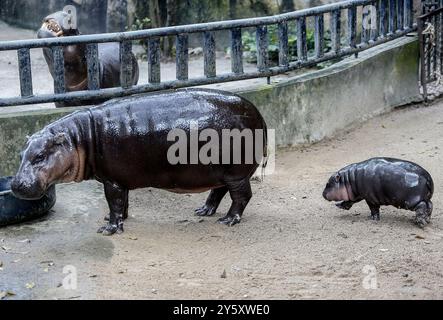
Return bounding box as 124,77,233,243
37,11,139,108
11,89,268,236
323,158,434,227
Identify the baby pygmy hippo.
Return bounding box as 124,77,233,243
322,158,434,227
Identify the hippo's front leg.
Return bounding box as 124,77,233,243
97,181,128,236
335,201,355,210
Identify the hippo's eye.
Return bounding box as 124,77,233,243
32,154,45,165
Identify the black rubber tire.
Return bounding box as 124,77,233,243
0,176,56,227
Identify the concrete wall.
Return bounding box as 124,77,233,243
0,37,420,176
241,36,421,146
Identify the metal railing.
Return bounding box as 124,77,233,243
0,0,415,107
418,1,443,100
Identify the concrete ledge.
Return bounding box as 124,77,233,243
239,36,421,146
0,36,420,176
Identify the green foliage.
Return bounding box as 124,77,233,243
241,24,332,65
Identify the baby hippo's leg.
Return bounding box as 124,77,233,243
414,201,432,228
98,182,128,236
425,200,433,224
366,201,380,221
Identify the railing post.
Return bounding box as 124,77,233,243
17,48,33,97
348,6,357,48
388,0,396,34
256,25,269,72
397,0,404,30
176,34,189,80
297,17,308,61
278,22,289,67
148,38,161,84
120,41,133,89
86,43,100,91
230,28,244,74
331,10,341,53
52,46,65,94
379,0,387,37
314,14,325,58
403,0,411,29
204,31,216,78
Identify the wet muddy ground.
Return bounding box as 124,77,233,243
1,100,443,300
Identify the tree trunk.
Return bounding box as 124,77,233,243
229,0,237,19
164,0,178,57
280,0,295,13
149,0,161,28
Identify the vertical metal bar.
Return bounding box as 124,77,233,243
203,31,216,78
86,43,100,91
231,28,243,74
432,13,438,80
362,6,370,43
440,10,443,75
297,17,308,61
348,6,357,48
331,10,341,53
148,38,161,84
17,48,33,97
314,14,324,58
278,21,289,67
120,41,133,89
397,0,404,30
52,46,65,94
176,34,189,81
256,25,269,72
388,0,396,34
404,0,413,29
371,1,379,41
379,0,387,37
418,18,428,101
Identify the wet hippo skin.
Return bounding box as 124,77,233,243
37,11,139,108
11,89,268,236
323,157,434,227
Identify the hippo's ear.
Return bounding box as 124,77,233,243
53,132,67,145
335,174,341,182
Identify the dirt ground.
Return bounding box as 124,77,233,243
1,100,443,300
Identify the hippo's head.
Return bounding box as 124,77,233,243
37,11,88,91
37,11,79,39
322,172,350,202
11,131,75,200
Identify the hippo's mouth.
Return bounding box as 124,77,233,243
41,20,64,37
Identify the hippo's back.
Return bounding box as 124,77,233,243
346,158,433,208
89,89,267,190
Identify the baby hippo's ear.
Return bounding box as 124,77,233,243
335,173,340,182
53,132,67,145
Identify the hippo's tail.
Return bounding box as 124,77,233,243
426,176,434,199
260,118,268,180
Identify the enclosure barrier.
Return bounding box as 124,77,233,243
0,0,415,107
418,1,443,100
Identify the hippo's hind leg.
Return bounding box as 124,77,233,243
195,186,228,216
104,189,129,221
218,178,252,227
98,182,128,236
425,200,433,224
366,201,380,221
414,200,433,228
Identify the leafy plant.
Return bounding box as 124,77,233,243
241,24,332,65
